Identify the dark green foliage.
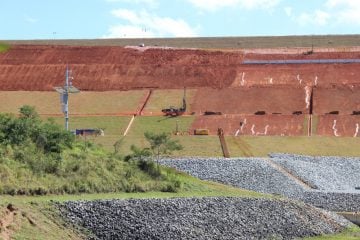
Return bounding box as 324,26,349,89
0,105,74,153
138,160,161,178
123,132,184,192
0,106,185,195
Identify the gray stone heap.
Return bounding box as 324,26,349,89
59,197,350,240
160,157,305,198
269,153,360,192
160,155,360,212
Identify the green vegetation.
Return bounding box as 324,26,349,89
226,136,360,157
0,106,192,195
0,42,10,53
304,226,360,240
120,116,194,154
51,116,131,151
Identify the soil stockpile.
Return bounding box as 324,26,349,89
59,197,350,240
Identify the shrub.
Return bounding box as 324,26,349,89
137,160,161,179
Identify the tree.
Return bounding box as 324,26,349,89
0,106,74,153
144,132,183,164
19,105,39,120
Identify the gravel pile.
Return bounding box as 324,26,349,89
160,156,360,212
269,153,360,191
302,191,360,212
59,197,350,240
160,158,305,198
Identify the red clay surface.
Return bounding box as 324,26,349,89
313,86,360,115
191,87,310,115
233,64,360,87
0,45,243,91
315,115,360,137
1,45,360,91
245,51,360,60
191,115,306,136
1,44,360,137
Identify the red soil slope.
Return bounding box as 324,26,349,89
1,44,359,137
1,45,360,91
191,87,310,115
233,64,360,87
316,115,360,137
191,115,306,136
0,45,243,91
313,86,360,115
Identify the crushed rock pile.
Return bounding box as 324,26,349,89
160,155,360,212
59,197,350,240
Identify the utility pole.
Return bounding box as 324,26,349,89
54,65,80,130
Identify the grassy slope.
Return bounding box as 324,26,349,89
304,227,360,240
37,115,360,157
0,91,145,115
226,136,360,157
50,116,131,151
5,35,360,49
143,89,197,114
119,115,223,156
49,115,222,156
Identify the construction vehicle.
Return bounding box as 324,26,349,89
162,88,186,117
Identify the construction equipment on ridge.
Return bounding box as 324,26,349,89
162,88,186,117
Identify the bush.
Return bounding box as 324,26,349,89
137,160,161,179
0,106,186,195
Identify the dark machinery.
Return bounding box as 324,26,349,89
162,88,186,117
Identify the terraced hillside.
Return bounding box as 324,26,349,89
0,37,359,140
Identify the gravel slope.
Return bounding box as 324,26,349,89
160,156,360,212
59,197,350,240
269,153,360,191
160,158,305,198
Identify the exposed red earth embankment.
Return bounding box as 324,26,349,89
191,87,310,115
1,44,360,137
191,115,306,136
313,86,360,115
315,115,360,137
1,45,360,91
0,45,243,91
232,64,360,87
